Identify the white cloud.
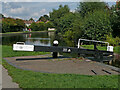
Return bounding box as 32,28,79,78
32,12,39,17
40,9,46,14
70,10,75,13
2,0,33,2
3,13,9,17
2,0,118,2
32,9,46,17
9,7,29,14
47,13,49,16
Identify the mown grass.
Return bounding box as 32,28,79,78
2,59,119,88
2,45,50,57
2,45,119,88
0,30,56,35
81,45,120,54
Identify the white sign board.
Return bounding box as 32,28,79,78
107,46,113,52
13,44,34,51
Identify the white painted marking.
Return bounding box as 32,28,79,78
53,40,58,44
63,48,67,52
68,49,71,52
13,44,34,51
107,46,113,52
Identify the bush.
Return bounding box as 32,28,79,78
38,22,47,31
106,34,120,46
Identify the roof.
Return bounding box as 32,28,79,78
24,20,33,24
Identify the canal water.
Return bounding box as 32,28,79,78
2,32,56,46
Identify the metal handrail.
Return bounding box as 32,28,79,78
78,39,109,48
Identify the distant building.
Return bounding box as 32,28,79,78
36,20,49,23
116,0,120,10
48,28,55,31
36,20,42,23
24,20,33,27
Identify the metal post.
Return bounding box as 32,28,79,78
94,42,99,59
52,40,58,58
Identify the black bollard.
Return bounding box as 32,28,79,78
52,40,58,58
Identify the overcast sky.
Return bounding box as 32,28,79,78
1,1,116,21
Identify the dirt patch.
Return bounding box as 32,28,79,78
4,54,119,75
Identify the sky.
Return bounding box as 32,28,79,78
1,2,79,21
1,0,117,21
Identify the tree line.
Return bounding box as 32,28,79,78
49,2,120,46
1,14,54,33
1,17,25,33
0,1,120,45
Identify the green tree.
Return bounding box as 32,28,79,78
62,13,84,46
30,22,47,31
2,17,25,33
57,12,75,34
46,21,54,29
72,13,84,41
29,22,38,31
82,10,112,40
110,1,120,37
0,14,4,18
43,15,50,20
15,19,25,31
29,18,34,22
38,16,47,22
49,5,70,30
38,22,46,31
2,20,8,33
76,1,108,17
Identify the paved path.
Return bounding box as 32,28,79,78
1,65,19,89
0,65,2,90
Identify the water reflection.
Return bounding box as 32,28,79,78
2,32,55,46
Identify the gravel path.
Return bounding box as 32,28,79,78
4,54,119,75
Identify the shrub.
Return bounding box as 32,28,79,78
106,34,120,46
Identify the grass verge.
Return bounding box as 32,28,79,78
0,30,56,36
2,45,50,57
2,59,119,88
81,45,120,54
2,45,119,88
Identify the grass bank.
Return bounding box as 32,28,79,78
2,45,50,58
2,45,119,88
81,45,120,54
0,30,56,36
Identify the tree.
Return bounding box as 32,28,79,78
46,21,54,29
38,16,46,22
76,2,108,17
30,22,47,31
110,1,120,37
29,22,38,31
15,19,25,31
38,15,50,22
2,17,25,33
29,18,34,22
50,5,70,20
43,15,50,20
37,22,46,31
0,14,4,18
82,10,112,40
49,4,70,29
57,12,75,33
